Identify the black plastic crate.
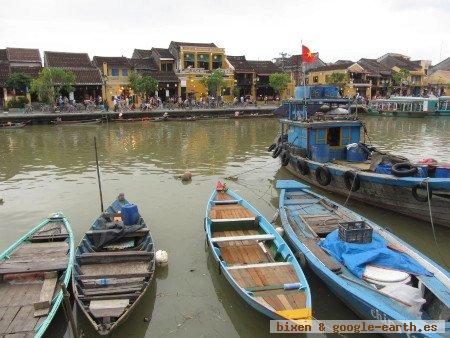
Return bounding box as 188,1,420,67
338,221,373,244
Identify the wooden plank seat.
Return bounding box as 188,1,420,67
82,284,144,297
76,251,151,264
89,299,129,319
29,234,69,242
301,238,341,273
209,204,254,220
78,261,150,280
0,259,67,276
211,234,274,244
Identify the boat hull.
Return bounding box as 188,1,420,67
283,159,450,228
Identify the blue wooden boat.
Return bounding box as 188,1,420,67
0,213,74,338
437,96,450,116
367,97,439,117
205,185,312,320
270,95,450,227
277,180,450,337
72,194,155,335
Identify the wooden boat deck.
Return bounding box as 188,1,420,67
0,222,69,337
209,191,309,318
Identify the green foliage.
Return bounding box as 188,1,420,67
392,68,410,86
30,68,75,103
325,72,350,88
269,73,291,95
6,96,29,109
200,70,226,97
5,73,32,95
128,72,158,99
232,86,240,97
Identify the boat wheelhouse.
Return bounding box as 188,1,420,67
437,96,450,116
368,96,439,117
271,94,450,227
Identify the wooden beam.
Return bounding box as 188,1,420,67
34,272,58,317
211,234,275,243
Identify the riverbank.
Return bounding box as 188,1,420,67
0,105,277,124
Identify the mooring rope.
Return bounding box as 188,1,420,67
425,179,449,267
343,172,358,207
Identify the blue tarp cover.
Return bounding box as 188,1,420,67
319,230,432,278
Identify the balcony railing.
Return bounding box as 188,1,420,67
178,67,233,76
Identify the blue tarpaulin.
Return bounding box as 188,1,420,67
319,230,432,278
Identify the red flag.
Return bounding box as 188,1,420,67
302,45,316,63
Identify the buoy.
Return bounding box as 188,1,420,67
275,227,284,236
155,250,168,267
180,171,192,181
234,111,240,117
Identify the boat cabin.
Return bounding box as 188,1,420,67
368,97,438,115
437,96,450,115
281,98,363,163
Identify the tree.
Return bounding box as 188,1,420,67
325,72,350,89
128,72,158,100
30,68,75,103
5,72,32,97
232,86,240,98
269,73,291,97
391,68,411,95
200,69,226,97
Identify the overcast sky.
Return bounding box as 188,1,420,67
0,0,448,64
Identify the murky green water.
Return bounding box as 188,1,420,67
0,116,449,338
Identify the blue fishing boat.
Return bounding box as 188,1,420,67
437,96,450,116
367,97,439,117
269,93,450,227
205,183,312,320
277,180,450,337
72,194,155,335
0,213,74,338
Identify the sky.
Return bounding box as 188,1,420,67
0,0,449,65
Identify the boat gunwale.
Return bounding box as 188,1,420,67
204,187,312,318
278,183,450,323
0,214,74,338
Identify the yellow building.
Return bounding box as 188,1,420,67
168,41,235,101
306,61,372,98
93,56,133,103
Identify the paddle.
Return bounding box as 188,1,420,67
94,136,104,213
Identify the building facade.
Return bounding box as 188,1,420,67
0,48,42,107
44,51,103,102
168,41,235,101
93,56,133,103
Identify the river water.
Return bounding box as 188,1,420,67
0,116,449,338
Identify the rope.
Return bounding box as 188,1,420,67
224,161,274,180
343,173,358,207
425,179,449,267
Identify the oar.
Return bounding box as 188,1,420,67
94,136,104,213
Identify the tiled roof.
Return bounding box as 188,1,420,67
93,56,131,68
0,63,9,86
44,51,102,85
429,57,450,73
0,49,7,62
130,58,158,70
136,69,179,83
169,41,217,50
357,58,392,77
10,66,42,78
282,54,326,72
6,48,41,63
132,49,152,59
45,51,93,68
247,60,281,75
227,55,253,72
378,55,420,71
69,68,103,85
309,61,354,72
151,48,174,59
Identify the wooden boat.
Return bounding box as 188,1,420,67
0,213,74,338
72,195,155,335
52,118,102,125
277,180,450,337
111,117,151,123
0,122,27,129
367,97,438,117
437,96,450,116
272,97,450,227
205,184,312,320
